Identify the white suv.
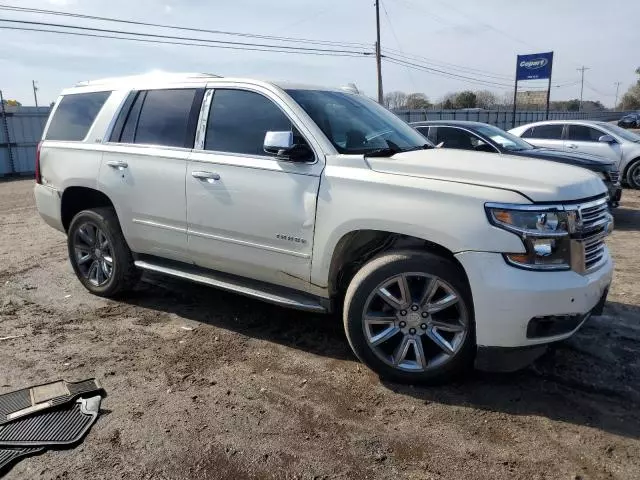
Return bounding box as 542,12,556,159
35,73,614,383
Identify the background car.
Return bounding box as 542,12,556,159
509,120,640,189
412,120,622,207
618,113,640,129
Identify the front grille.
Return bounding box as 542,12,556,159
572,197,610,272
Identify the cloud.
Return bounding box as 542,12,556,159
47,0,77,5
164,5,173,13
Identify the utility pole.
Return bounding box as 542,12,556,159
375,1,383,104
614,81,621,110
577,66,589,111
32,80,39,107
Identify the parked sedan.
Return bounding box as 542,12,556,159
412,120,622,207
509,120,640,189
618,114,640,129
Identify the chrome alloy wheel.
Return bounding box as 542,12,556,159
362,273,469,372
72,222,114,287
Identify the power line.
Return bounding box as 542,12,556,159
0,18,372,56
379,0,417,92
0,3,370,49
0,25,371,58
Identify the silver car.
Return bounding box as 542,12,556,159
509,120,640,189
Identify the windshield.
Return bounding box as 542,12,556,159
598,122,640,142
474,124,534,151
286,89,433,154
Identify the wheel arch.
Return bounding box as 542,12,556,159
61,186,116,232
622,156,640,184
326,229,469,298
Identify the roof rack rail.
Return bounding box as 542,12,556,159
74,72,223,87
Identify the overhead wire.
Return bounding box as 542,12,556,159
0,25,371,58
379,0,418,92
0,18,373,56
0,3,370,49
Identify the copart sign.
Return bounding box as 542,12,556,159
516,52,554,81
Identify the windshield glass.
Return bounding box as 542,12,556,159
598,122,640,142
474,124,534,151
286,89,432,154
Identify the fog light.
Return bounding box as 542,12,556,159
532,239,553,257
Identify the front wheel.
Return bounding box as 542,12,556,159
343,251,475,384
67,207,140,297
627,160,640,189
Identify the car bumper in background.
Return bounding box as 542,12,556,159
455,251,613,352
34,184,64,232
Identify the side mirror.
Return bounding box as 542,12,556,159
264,131,294,156
264,131,313,162
598,134,616,144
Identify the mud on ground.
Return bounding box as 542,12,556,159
1,179,639,480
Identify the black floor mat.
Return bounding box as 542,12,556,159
0,447,44,473
0,396,101,447
0,379,103,425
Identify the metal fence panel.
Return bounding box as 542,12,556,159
0,106,50,176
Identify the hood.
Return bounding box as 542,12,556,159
366,149,607,203
510,148,615,171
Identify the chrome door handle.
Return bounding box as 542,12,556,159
567,144,578,149
192,171,221,183
106,160,128,170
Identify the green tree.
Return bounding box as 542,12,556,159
454,91,477,108
566,99,580,111
619,67,640,109
404,93,431,109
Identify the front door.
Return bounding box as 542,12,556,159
99,88,202,262
564,124,623,166
186,87,323,291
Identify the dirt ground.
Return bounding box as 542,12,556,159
1,179,639,480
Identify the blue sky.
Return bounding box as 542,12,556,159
1,0,638,106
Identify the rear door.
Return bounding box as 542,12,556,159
99,87,203,262
519,123,565,150
186,86,323,291
564,124,623,165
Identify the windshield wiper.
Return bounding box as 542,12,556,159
363,147,401,157
363,144,432,157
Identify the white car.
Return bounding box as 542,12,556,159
35,73,613,383
509,120,640,189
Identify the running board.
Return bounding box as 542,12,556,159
134,259,328,313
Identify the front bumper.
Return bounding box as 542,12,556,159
455,250,613,349
606,182,622,208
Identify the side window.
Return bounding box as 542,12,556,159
436,127,476,150
414,126,429,138
567,125,603,142
134,89,198,148
46,91,111,141
529,124,563,140
116,91,145,144
205,89,306,156
521,127,535,138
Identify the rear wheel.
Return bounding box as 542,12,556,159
343,251,475,384
67,207,140,297
627,159,640,189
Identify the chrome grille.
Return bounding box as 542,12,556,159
573,197,610,272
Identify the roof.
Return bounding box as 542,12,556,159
70,72,350,94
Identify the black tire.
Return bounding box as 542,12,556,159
343,250,476,384
67,207,140,297
626,159,640,189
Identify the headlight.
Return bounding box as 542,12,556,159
486,204,575,271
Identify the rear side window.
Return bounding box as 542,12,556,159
134,89,198,148
205,89,294,156
46,91,111,141
567,125,604,142
525,124,563,140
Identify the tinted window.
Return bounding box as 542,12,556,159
436,127,482,151
414,126,430,138
46,91,111,141
117,92,145,143
528,124,563,140
134,89,197,147
205,89,295,156
567,125,603,142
